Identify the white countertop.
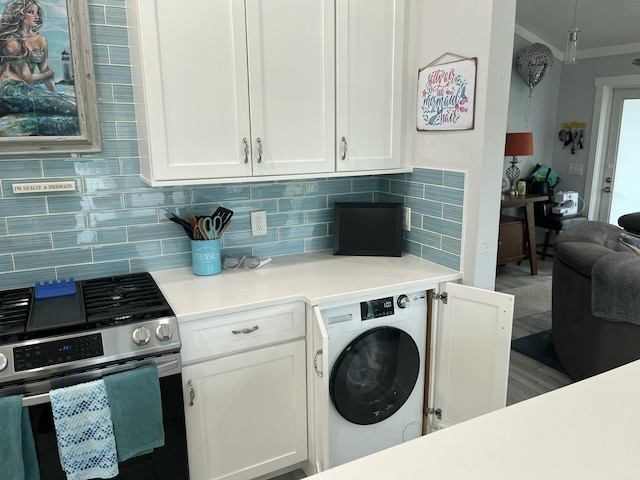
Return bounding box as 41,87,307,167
152,251,461,321
308,359,640,479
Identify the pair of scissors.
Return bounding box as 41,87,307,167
197,216,222,240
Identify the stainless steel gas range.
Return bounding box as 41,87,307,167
0,272,189,479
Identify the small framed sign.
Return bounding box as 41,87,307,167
417,56,477,131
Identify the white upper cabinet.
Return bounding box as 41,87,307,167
246,0,335,177
128,0,408,185
336,0,406,172
128,0,335,185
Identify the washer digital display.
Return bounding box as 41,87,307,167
360,297,394,320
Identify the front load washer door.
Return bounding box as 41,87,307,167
329,326,420,425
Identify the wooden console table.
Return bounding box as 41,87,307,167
499,193,548,275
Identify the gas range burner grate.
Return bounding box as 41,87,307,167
0,287,31,338
82,272,173,325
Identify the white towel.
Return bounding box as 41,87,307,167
50,379,119,480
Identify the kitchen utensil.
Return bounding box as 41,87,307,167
212,206,233,222
198,216,222,240
216,219,232,238
212,207,234,232
187,214,198,230
166,213,194,239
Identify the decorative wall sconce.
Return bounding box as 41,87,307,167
558,122,586,154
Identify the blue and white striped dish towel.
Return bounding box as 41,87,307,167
50,379,119,480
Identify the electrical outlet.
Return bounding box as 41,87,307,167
402,206,411,231
251,211,268,236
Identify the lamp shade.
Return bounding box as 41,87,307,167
505,132,534,156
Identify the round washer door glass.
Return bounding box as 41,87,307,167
329,326,420,425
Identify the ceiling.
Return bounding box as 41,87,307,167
515,0,640,61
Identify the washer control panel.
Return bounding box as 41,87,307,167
360,297,394,320
360,292,426,321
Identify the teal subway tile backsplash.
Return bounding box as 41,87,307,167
0,256,13,273
0,1,465,290
8,214,87,235
0,197,47,217
105,6,128,26
444,171,466,189
0,160,43,179
53,228,127,248
93,242,162,262
48,194,124,214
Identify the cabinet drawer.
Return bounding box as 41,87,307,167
180,302,305,364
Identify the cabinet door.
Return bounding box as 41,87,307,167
336,0,406,172
246,0,335,176
308,306,330,474
183,340,307,480
131,0,252,182
430,283,514,431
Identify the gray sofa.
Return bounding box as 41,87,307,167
552,221,640,381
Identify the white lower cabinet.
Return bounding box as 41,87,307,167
181,303,307,480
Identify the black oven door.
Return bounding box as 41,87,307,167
23,357,189,480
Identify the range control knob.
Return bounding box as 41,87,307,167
132,326,151,345
397,294,409,309
0,353,7,372
155,323,173,341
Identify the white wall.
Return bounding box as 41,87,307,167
411,0,516,290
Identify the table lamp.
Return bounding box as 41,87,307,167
504,132,533,195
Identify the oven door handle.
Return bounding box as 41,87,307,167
21,358,180,407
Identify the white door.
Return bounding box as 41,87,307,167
335,0,406,172
136,0,253,181
429,283,514,430
309,306,330,475
596,88,640,223
183,340,307,480
246,0,335,176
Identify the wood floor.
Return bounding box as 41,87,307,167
495,258,573,406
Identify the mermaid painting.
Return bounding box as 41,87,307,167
0,0,79,136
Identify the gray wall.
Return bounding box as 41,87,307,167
552,52,640,195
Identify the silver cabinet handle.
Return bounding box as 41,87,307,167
232,325,259,335
243,138,249,164
314,349,323,377
341,137,347,160
257,138,263,163
188,379,195,406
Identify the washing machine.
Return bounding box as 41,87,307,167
319,291,428,468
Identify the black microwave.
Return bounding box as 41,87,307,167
333,202,403,257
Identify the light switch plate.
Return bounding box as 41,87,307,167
402,207,411,231
568,163,584,176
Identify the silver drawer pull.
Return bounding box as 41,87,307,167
232,325,259,335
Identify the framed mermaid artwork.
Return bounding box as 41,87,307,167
0,0,101,155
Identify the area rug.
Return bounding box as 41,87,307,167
511,329,567,374
502,281,552,319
